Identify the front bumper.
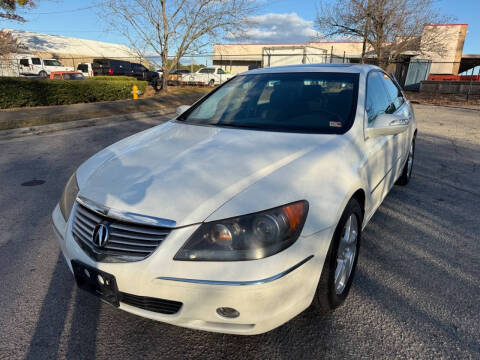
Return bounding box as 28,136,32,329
52,203,332,335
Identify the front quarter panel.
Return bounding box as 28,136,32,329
206,133,367,237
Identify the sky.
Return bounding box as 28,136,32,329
4,0,480,54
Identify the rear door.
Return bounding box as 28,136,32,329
92,59,109,75
31,57,43,74
18,58,32,74
114,61,131,76
364,71,397,209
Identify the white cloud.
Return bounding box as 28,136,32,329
229,13,319,44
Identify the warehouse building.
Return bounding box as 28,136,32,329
213,24,479,87
0,29,139,68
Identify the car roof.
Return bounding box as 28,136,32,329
50,71,82,74
242,63,380,76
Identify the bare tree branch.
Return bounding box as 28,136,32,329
315,0,455,68
96,0,258,91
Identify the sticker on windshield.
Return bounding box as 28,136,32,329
329,121,342,127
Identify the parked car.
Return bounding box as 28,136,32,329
92,59,159,86
52,64,417,335
167,69,190,85
76,63,93,77
18,56,73,77
183,67,233,86
49,71,85,80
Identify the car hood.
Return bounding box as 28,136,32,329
78,121,332,227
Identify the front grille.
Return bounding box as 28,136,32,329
119,292,182,314
72,202,171,262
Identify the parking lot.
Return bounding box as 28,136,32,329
0,104,479,359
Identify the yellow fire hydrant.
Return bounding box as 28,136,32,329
132,85,139,100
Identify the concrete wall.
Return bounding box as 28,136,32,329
420,80,480,95
213,42,370,62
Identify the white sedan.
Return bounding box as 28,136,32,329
52,64,417,335
183,66,233,86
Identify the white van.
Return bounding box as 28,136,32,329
17,56,73,77
76,63,93,77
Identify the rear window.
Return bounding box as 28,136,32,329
179,72,359,134
19,59,29,66
199,68,215,74
77,64,88,72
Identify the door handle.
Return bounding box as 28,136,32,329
389,118,409,126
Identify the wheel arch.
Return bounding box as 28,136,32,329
351,189,366,219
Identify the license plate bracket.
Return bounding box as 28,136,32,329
71,260,120,307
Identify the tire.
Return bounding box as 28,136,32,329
312,198,363,313
396,136,415,186
208,79,215,87
39,71,47,78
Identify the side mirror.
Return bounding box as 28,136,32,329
176,105,190,116
365,113,409,139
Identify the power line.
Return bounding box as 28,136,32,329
19,6,95,15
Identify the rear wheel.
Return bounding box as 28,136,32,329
208,79,215,87
396,137,415,186
312,198,362,313
39,71,47,78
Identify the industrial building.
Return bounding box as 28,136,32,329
213,24,479,88
0,29,139,68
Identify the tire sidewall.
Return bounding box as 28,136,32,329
407,138,415,178
325,199,363,308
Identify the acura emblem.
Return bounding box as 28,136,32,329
93,223,110,247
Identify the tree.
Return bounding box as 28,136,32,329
1,1,35,57
98,0,258,91
1,0,35,21
315,0,454,67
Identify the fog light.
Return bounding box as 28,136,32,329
216,307,240,318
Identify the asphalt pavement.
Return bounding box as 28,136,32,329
0,104,478,359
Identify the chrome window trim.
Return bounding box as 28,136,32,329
157,255,314,286
76,196,176,228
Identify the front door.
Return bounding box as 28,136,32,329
364,71,397,210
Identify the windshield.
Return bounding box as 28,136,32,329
179,72,359,133
44,59,62,66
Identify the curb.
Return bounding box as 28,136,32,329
0,108,175,141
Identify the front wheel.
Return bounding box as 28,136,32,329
396,137,415,186
39,70,47,78
208,79,215,87
312,198,362,313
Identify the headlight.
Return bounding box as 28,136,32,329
59,172,79,221
174,201,308,261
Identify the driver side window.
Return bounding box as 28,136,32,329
366,71,391,124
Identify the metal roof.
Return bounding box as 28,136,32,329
2,29,137,58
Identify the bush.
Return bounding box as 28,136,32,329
0,77,148,109
89,75,139,81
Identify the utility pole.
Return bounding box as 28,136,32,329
361,0,371,64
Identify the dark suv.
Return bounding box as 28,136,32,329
92,59,159,86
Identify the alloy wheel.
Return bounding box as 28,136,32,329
334,214,358,295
